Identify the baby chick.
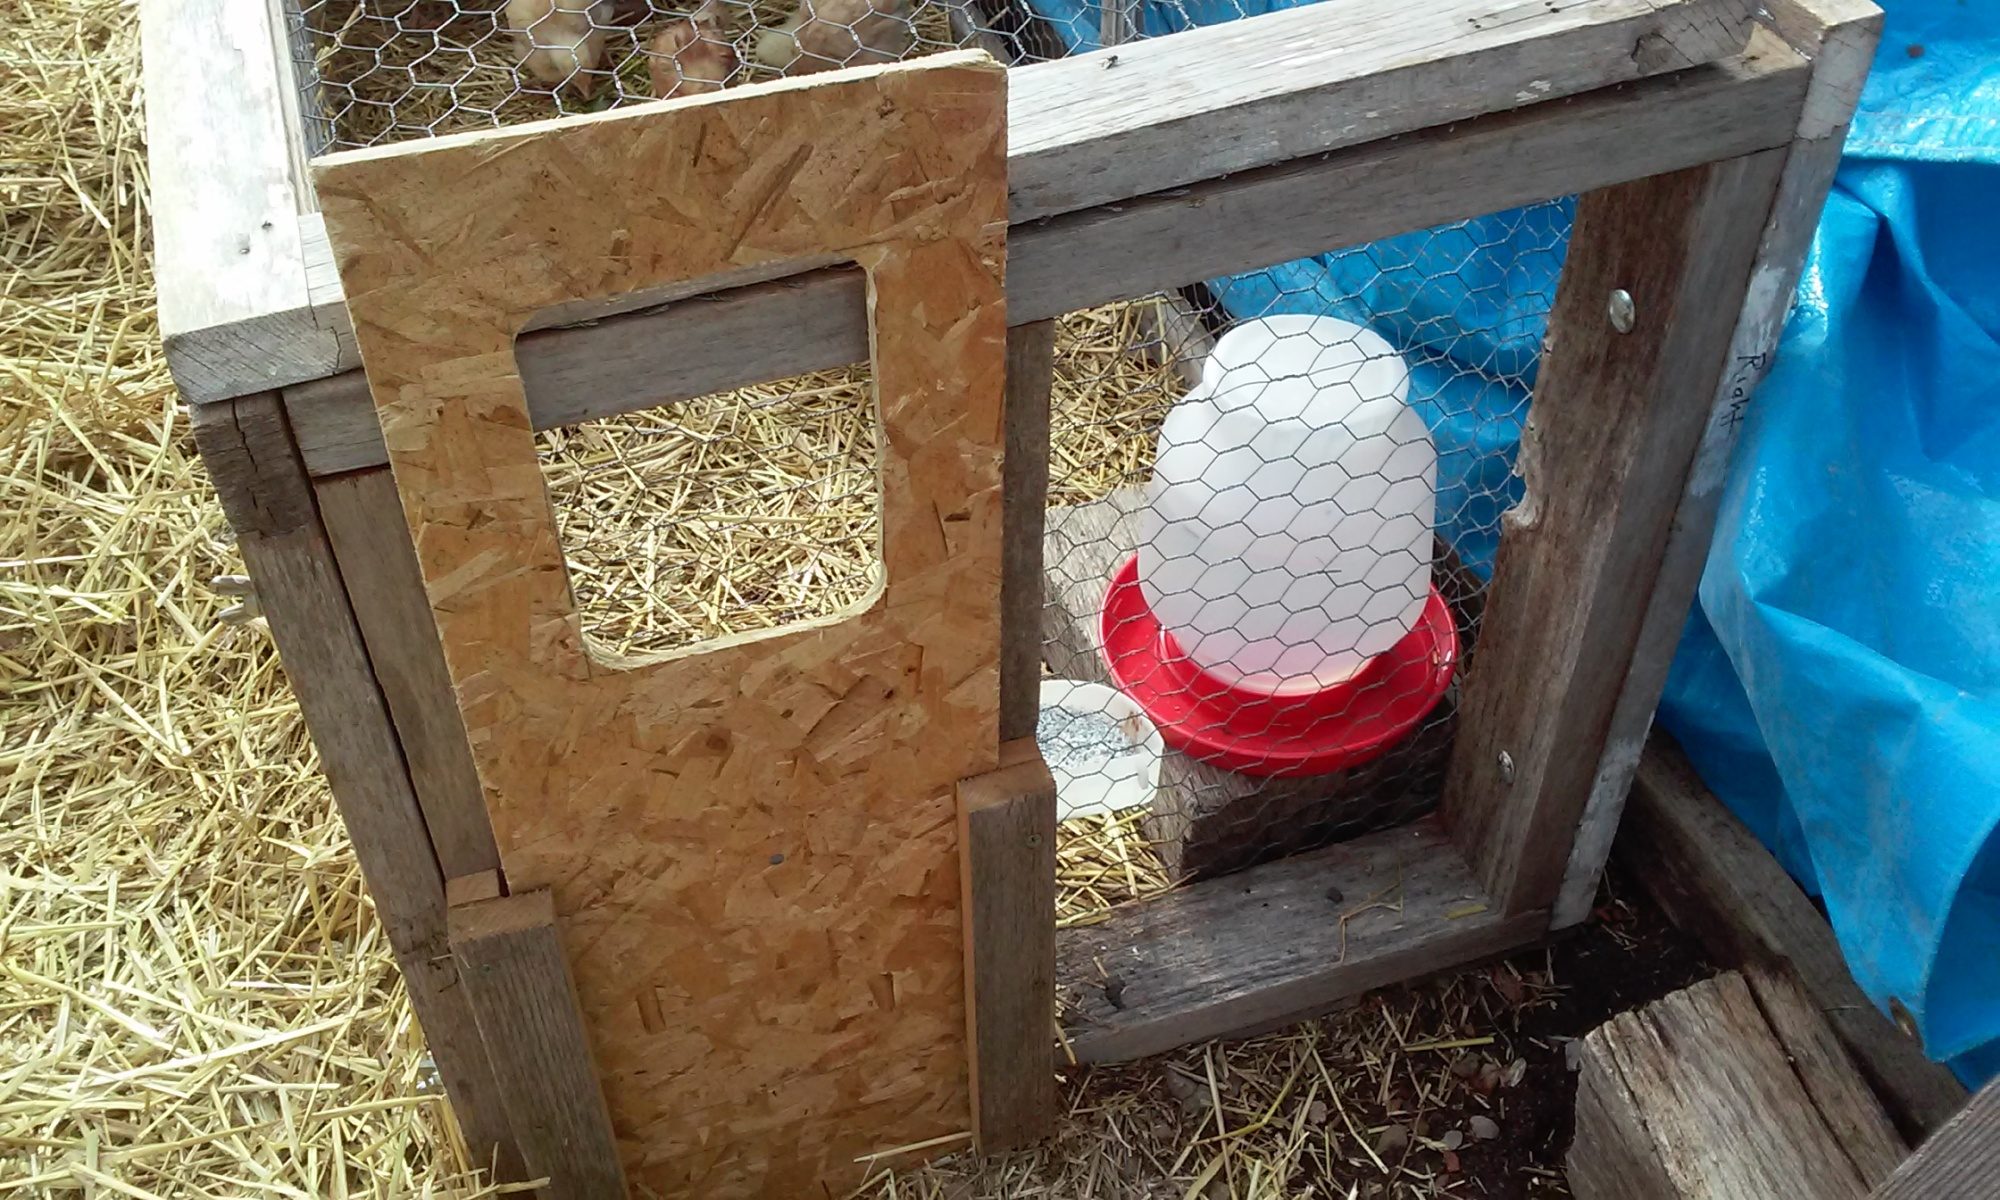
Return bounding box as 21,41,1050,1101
752,0,916,77
647,2,740,98
506,0,616,95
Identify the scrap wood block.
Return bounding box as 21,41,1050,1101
1040,487,1473,877
1569,970,1904,1200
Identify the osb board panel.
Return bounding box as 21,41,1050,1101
311,54,1009,1197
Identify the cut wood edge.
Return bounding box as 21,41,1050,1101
1055,818,1546,1063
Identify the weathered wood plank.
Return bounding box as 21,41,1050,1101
1007,0,1756,222
180,0,1773,408
1617,733,1970,1140
1745,965,1908,1187
1569,972,1873,1200
958,740,1058,1151
311,466,501,882
186,394,522,1184
1056,818,1545,1062
449,889,626,1200
1001,322,1058,743
141,0,339,403
1551,0,1881,930
284,41,1809,477
1441,149,1788,915
1876,1078,1998,1200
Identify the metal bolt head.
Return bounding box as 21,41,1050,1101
1608,289,1637,333
1498,751,1516,784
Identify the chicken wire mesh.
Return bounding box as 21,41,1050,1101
280,0,1074,152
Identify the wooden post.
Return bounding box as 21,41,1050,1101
1550,0,1884,929
1441,148,1788,915
449,888,627,1200
187,394,523,1183
1569,972,1893,1199
957,739,1058,1150
1000,321,1058,743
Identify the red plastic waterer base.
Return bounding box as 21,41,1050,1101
1099,555,1459,778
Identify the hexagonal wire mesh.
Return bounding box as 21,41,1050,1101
279,2,1571,919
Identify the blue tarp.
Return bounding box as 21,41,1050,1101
1656,1,2000,1084
1024,0,2000,1082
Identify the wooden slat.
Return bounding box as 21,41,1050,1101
1876,1078,1999,1200
311,466,500,881
999,321,1057,743
1569,972,1873,1200
186,395,522,1184
284,40,1810,476
1551,0,1882,930
1006,0,1755,222
449,889,625,1200
177,0,1761,406
1744,965,1908,1187
1617,734,1970,1139
1441,148,1788,915
957,739,1057,1151
1055,818,1545,1062
141,0,338,403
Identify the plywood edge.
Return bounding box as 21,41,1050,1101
1056,819,1547,1062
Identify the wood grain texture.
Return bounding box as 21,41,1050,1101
183,0,1762,407
1000,321,1057,743
1441,150,1787,915
1618,734,1969,1140
313,467,500,881
284,40,1810,477
958,739,1057,1151
1744,965,1907,1187
1056,818,1545,1062
141,0,340,402
186,395,523,1184
1006,0,1756,221
1876,1078,1998,1200
1569,972,1872,1200
1551,0,1879,931
450,890,626,1200
313,57,1009,1196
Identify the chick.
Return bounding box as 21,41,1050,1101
506,0,616,95
647,2,740,98
752,0,916,76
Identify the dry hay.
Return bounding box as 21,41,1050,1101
295,0,965,150
3,0,1569,1195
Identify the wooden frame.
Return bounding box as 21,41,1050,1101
154,0,1877,1189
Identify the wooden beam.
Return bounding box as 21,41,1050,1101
284,41,1810,476
1441,148,1788,915
1876,1078,1998,1200
1569,972,1877,1199
1551,0,1882,930
1055,818,1546,1062
449,889,626,1199
957,740,1058,1151
141,0,337,403
311,466,501,882
999,321,1057,743
1745,965,1908,1187
186,394,522,1184
170,0,1764,406
1617,734,1970,1140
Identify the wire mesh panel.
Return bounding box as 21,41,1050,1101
538,366,881,659
1039,203,1572,906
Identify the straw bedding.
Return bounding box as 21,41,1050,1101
3,1,1574,1194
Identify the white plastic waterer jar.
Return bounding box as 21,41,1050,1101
1138,315,1437,694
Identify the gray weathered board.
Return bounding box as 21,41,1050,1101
151,0,1766,406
